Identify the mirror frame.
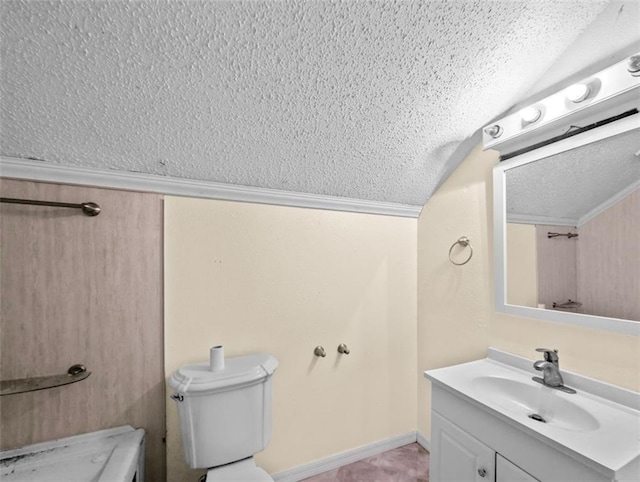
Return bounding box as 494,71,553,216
493,113,640,336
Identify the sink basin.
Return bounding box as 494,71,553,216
472,375,600,432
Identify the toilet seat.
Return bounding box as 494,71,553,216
206,457,273,481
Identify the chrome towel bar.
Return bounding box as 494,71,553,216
0,197,101,216
1,364,91,396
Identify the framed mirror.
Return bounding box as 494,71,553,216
493,114,640,336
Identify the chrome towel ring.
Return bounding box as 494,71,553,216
448,236,473,266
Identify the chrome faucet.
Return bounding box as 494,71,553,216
532,348,576,394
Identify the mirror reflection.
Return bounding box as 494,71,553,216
504,128,640,322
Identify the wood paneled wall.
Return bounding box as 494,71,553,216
577,189,640,321
0,179,165,481
533,191,639,321
535,224,577,310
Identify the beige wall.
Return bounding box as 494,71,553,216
164,197,417,480
506,223,537,307
417,144,640,437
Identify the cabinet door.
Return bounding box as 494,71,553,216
496,454,539,482
430,411,495,482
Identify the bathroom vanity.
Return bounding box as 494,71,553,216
425,349,640,482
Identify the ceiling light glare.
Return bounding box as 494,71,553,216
566,83,590,103
521,106,541,123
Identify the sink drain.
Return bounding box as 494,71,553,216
528,413,547,423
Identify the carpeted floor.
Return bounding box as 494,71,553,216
300,443,429,482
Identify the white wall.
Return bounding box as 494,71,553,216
417,143,640,438
164,197,417,480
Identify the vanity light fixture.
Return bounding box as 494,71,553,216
482,52,640,152
485,124,503,138
565,83,591,103
521,106,542,123
628,55,640,76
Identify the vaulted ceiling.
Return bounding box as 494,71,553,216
0,0,617,207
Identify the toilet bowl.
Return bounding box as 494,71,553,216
205,457,273,481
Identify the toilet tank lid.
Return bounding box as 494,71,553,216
168,353,278,395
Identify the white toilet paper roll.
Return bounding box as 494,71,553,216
210,345,225,372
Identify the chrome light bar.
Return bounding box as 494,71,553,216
482,53,640,154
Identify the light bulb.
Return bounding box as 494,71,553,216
485,124,503,138
521,106,541,123
628,55,640,76
566,83,590,103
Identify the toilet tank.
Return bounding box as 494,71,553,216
168,353,278,469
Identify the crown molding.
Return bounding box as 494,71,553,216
0,157,422,218
506,213,577,227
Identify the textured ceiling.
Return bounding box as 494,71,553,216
0,0,610,206
506,128,640,224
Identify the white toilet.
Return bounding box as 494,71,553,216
169,353,278,481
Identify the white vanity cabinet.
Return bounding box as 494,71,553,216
430,411,495,481
429,386,606,481
431,411,538,482
425,350,640,482
496,454,539,482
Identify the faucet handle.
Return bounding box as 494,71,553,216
535,348,558,363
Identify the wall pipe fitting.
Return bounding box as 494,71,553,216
313,346,326,357
337,344,350,355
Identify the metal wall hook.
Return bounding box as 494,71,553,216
314,346,326,357
448,236,473,266
337,344,350,355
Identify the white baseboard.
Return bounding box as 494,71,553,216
416,430,430,451
272,431,419,482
